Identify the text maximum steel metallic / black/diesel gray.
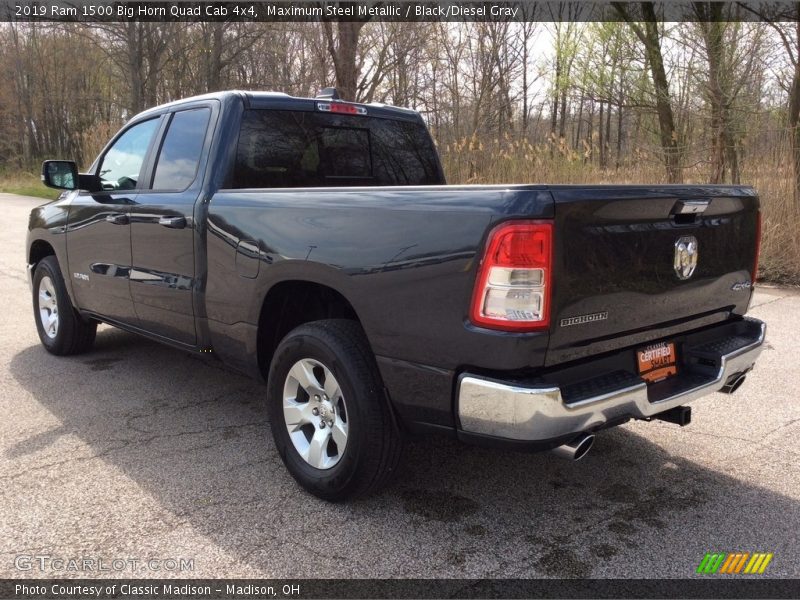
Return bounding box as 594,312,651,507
27,90,765,500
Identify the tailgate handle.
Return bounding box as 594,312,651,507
674,200,709,215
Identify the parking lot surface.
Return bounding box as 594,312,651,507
1,192,799,579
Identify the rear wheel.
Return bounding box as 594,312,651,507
266,319,402,501
32,256,96,355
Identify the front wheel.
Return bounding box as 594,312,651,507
32,256,96,355
266,319,403,501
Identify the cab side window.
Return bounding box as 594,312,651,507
151,108,211,191
98,118,160,191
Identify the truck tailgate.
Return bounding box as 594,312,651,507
546,186,759,366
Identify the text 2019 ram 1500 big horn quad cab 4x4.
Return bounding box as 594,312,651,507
28,90,765,500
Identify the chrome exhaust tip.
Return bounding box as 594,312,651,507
721,373,747,394
552,433,595,461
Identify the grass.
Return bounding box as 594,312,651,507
0,171,59,200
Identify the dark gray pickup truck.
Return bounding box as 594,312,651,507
28,90,765,500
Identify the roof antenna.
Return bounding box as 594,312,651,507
317,87,340,100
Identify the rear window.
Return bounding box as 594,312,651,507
231,109,442,188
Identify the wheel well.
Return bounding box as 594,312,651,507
29,240,55,266
257,281,360,378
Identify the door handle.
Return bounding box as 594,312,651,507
105,213,129,225
158,216,186,229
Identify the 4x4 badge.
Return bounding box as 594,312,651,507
674,236,699,280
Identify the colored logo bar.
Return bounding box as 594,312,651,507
697,552,773,574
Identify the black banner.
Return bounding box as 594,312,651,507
3,1,800,23
3,579,800,599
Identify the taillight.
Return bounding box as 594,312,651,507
752,210,762,282
470,221,553,332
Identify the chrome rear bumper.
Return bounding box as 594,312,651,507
457,318,766,442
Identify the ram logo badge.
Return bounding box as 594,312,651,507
560,311,608,327
674,236,699,280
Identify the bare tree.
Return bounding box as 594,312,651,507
86,22,180,113
614,2,683,182
323,13,367,101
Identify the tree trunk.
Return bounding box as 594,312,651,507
206,23,224,92
600,100,608,168
790,49,800,209
724,119,740,183
605,101,613,170
522,32,529,135
587,99,594,163
126,22,144,114
696,5,731,183
324,19,365,101
615,2,682,182
616,57,626,170
616,95,624,170
642,19,681,182
604,59,616,170
558,85,569,140
550,56,560,156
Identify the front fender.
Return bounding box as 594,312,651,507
27,194,74,302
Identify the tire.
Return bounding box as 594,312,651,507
266,319,403,501
32,255,96,355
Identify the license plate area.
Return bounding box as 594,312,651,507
637,341,677,383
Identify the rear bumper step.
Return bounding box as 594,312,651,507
457,317,765,443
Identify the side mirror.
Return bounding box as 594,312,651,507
41,160,78,190
41,160,102,193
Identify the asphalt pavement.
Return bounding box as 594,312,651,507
1,192,798,579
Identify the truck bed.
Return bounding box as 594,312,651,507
205,183,758,428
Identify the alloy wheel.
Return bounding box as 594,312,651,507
38,275,59,339
282,358,349,470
